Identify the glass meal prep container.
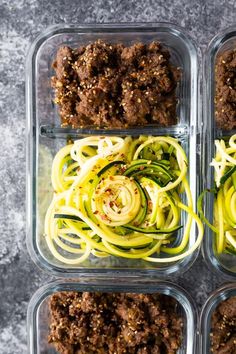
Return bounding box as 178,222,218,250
27,278,198,354
200,282,236,353
26,23,199,276
202,26,236,278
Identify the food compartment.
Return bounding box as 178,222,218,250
200,283,236,353
27,279,197,354
26,23,198,132
202,27,236,277
26,24,199,276
27,127,202,276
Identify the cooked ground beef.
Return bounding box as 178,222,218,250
215,49,236,130
211,296,236,353
51,40,180,128
48,291,183,354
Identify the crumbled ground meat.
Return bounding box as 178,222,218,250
211,296,236,353
48,291,183,354
215,49,236,130
52,40,180,128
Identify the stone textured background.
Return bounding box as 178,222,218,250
0,0,236,352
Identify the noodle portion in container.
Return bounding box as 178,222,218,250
199,134,236,255
45,135,203,265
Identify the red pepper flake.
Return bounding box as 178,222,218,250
101,214,109,220
120,166,127,173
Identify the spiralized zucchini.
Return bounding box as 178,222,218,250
44,135,203,264
199,134,236,254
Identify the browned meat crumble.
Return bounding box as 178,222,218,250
215,49,236,130
48,291,183,354
211,296,236,353
51,40,180,128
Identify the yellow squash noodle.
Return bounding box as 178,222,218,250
44,135,203,265
207,133,236,253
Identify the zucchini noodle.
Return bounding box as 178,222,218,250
44,135,203,264
199,134,236,254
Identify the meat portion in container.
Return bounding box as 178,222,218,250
48,291,183,354
51,40,181,128
211,296,236,353
215,49,236,130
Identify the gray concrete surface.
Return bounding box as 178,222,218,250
0,0,235,352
